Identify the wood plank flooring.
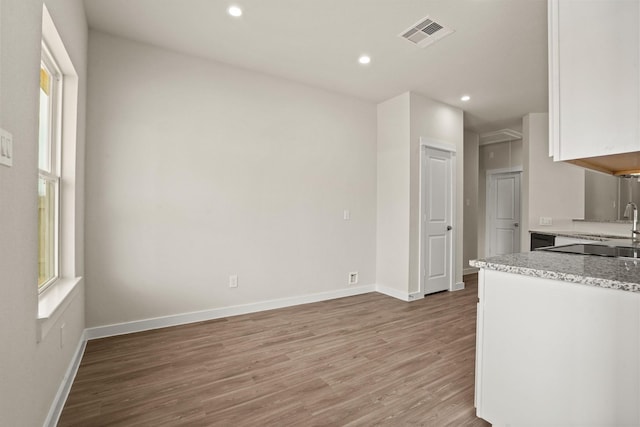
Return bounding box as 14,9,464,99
59,275,488,426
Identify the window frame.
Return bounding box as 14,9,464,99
38,42,63,293
37,4,83,343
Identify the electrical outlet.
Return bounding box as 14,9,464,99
343,209,350,220
229,275,238,288
348,272,358,285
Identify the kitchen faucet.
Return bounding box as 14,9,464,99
624,202,639,243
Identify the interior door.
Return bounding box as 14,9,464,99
422,147,452,295
488,172,521,256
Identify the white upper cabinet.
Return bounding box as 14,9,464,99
549,0,640,161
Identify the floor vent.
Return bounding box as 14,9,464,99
400,16,454,48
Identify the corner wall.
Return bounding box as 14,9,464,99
463,131,479,272
376,93,411,294
523,113,585,250
376,92,464,296
0,1,87,425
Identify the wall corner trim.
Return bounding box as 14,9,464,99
408,291,424,301
375,284,412,301
43,330,87,427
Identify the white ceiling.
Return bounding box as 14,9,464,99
83,0,548,134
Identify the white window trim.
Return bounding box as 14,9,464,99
37,5,82,343
40,41,62,176
38,44,62,292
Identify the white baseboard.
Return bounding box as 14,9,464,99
43,331,87,427
452,281,465,291
86,284,376,340
408,291,424,301
376,284,411,302
464,267,479,275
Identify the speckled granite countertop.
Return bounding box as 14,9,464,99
529,230,627,241
470,251,640,293
573,219,632,224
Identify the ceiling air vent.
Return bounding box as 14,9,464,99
400,16,454,48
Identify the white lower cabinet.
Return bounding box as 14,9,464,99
475,269,640,426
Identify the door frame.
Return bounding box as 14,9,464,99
419,137,457,295
485,167,523,257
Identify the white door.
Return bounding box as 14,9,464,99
422,147,453,295
487,172,521,256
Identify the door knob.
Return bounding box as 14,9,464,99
514,223,519,227
447,225,453,231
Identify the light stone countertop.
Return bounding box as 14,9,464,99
573,219,632,224
529,230,628,241
470,251,640,293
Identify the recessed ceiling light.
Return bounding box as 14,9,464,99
461,95,471,102
228,5,242,17
358,55,371,65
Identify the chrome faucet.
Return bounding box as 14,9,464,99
624,202,639,242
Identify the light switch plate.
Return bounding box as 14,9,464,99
0,128,13,167
539,216,553,226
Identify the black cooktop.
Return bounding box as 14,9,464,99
539,244,640,259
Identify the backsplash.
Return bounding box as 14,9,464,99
571,220,632,237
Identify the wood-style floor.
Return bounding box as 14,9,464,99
59,274,488,426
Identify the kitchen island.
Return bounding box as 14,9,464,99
470,251,640,426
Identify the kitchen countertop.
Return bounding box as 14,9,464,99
470,251,640,293
573,219,632,223
529,230,627,241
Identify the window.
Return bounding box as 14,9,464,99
38,45,62,291
36,4,82,341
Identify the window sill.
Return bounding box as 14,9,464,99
37,276,83,343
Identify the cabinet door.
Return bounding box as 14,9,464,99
476,269,640,425
550,0,640,160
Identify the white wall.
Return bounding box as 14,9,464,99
0,0,87,425
523,113,585,250
463,131,479,272
376,92,463,295
85,32,377,327
376,93,410,294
